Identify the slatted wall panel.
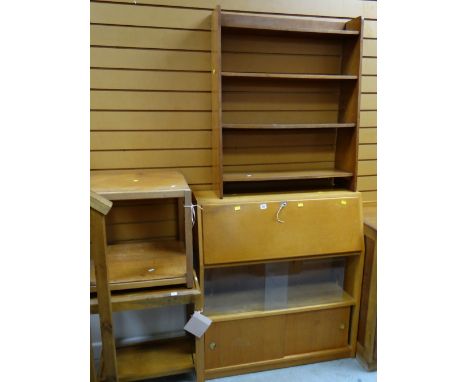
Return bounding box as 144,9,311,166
90,0,377,241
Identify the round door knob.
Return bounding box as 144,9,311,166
209,342,217,350
339,323,346,330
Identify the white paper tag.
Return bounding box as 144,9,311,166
260,203,268,210
184,311,212,338
170,292,178,296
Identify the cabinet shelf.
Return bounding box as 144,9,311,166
221,12,360,36
223,123,356,130
223,169,353,183
90,272,201,314
205,282,355,321
90,240,187,292
114,337,194,382
222,72,358,80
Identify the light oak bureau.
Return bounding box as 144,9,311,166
195,190,365,379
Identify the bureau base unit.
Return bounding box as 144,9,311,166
204,308,353,379
195,190,365,379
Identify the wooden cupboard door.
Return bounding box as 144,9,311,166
285,307,350,355
202,195,362,264
204,316,285,369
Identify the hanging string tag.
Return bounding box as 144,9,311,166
184,204,203,226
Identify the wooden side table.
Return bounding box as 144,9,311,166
90,170,203,381
356,205,377,371
90,169,194,290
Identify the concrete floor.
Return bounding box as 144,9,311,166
150,358,377,382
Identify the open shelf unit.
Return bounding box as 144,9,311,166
212,8,363,197
90,169,194,289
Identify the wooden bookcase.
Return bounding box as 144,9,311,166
90,190,204,382
195,190,365,379
90,169,194,290
211,7,363,197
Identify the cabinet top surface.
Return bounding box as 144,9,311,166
195,190,361,205
91,170,190,200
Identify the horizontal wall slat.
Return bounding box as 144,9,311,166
92,0,364,19
91,48,210,71
357,175,376,191
91,69,211,91
358,160,376,176
360,111,376,127
363,20,377,39
359,128,376,144
363,1,377,20
93,167,211,185
362,58,377,75
91,150,211,169
361,76,377,93
363,39,377,57
91,2,211,30
91,91,211,110
91,2,376,34
361,94,377,110
91,111,211,131
361,191,377,203
358,144,377,160
91,25,210,50
91,131,211,150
